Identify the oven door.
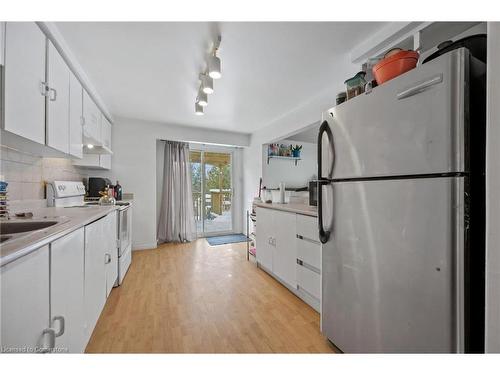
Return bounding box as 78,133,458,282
118,206,131,256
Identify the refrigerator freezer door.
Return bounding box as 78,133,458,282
321,177,464,353
321,48,467,180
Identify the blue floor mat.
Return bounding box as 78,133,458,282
205,233,249,246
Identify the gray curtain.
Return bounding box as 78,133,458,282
157,141,196,243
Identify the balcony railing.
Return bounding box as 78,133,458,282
193,190,232,221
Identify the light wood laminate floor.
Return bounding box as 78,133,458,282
85,239,336,353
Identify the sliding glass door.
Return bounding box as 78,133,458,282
190,149,233,236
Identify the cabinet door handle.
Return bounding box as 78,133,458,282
52,316,65,337
105,253,111,264
40,328,55,353
49,87,57,101
39,81,48,96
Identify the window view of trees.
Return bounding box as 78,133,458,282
190,150,232,234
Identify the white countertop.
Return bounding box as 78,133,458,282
0,205,122,267
254,202,318,217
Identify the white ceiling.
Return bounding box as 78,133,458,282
55,22,387,133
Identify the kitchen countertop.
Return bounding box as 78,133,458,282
0,205,121,267
254,202,318,217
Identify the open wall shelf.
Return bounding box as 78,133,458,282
267,155,301,166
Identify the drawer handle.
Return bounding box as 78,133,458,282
296,234,321,245
297,258,321,274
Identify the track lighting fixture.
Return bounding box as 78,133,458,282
208,54,221,79
200,73,214,94
196,89,208,107
195,102,204,115
208,35,222,79
194,35,221,115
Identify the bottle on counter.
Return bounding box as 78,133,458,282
115,180,122,201
279,182,286,204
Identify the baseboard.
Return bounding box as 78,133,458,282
132,243,158,251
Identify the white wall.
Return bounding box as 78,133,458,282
485,22,500,353
242,57,356,225
262,140,317,189
109,117,250,250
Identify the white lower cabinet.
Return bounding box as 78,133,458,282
296,214,322,312
104,211,118,296
256,207,321,312
272,210,297,288
0,246,52,353
50,227,86,353
256,207,298,288
83,212,118,342
84,217,107,342
0,211,118,353
255,207,274,271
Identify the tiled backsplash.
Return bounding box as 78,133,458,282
0,146,85,201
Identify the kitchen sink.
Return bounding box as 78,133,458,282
0,221,59,235
0,235,12,243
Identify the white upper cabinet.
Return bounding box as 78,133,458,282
69,71,83,159
1,22,5,65
82,89,101,146
4,22,46,145
46,40,70,154
101,115,112,151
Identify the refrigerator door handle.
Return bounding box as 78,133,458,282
396,74,443,100
317,120,334,244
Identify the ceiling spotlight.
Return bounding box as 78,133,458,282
208,54,221,79
200,74,214,94
195,102,204,115
87,144,94,149
196,90,208,106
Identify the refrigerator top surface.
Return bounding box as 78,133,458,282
320,48,469,180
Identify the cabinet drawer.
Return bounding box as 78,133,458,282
296,214,318,242
296,237,321,270
296,263,320,300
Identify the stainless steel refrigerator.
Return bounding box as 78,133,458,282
318,47,486,353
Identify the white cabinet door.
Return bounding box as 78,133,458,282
273,210,297,288
100,154,111,170
255,207,274,271
4,22,46,145
101,115,112,151
0,22,5,65
46,40,70,154
84,218,106,342
50,228,86,353
82,90,101,145
0,246,51,353
104,211,118,296
69,71,83,159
